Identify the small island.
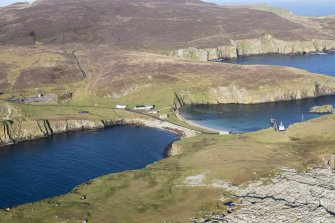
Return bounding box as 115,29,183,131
309,105,334,114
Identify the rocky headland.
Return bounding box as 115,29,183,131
193,165,335,222
174,79,335,105
191,154,335,223
167,36,335,61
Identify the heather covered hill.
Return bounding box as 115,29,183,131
1,0,334,50
0,46,82,91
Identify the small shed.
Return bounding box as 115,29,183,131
134,105,155,111
116,105,127,109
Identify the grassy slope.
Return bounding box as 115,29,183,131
71,49,335,105
0,46,82,93
1,114,335,223
1,47,335,131
1,0,335,49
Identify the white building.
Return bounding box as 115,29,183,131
134,105,155,111
116,105,127,109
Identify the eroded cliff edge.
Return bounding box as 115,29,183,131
0,119,115,146
0,118,198,147
166,36,335,61
174,77,335,104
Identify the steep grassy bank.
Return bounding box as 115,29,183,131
1,114,334,223
73,50,335,105
2,47,335,107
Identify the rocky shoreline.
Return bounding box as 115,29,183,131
166,37,335,61
175,88,335,105
0,118,198,148
192,165,335,223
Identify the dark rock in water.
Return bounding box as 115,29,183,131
309,105,334,114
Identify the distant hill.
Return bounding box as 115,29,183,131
1,0,334,50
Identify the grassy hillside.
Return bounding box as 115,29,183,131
1,0,335,50
0,46,81,92
2,48,335,117
75,49,335,105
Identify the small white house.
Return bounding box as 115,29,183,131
134,105,155,111
116,104,127,109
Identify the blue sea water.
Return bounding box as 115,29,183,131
181,96,335,133
206,0,335,17
181,51,335,133
0,126,177,208
225,53,335,77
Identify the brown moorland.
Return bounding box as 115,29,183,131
1,0,335,50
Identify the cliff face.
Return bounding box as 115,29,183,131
0,117,197,147
175,81,335,104
0,119,119,146
167,36,335,61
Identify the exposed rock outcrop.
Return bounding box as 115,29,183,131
192,168,335,223
164,143,183,157
320,153,335,170
167,36,335,61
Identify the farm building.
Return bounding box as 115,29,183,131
116,105,127,109
134,105,155,111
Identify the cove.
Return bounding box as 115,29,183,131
223,52,335,77
0,125,177,208
180,96,335,133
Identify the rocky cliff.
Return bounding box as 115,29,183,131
175,79,335,104
0,117,198,147
167,36,335,61
0,119,120,146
